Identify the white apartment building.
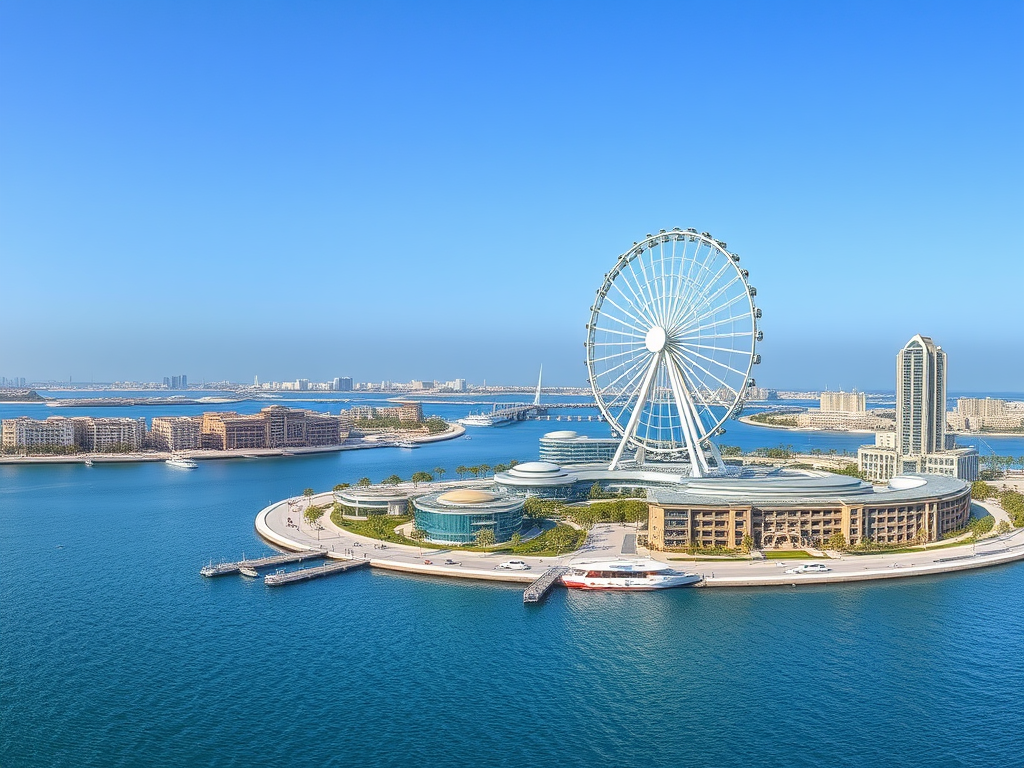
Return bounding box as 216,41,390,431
859,335,976,482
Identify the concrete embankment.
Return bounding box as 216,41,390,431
702,542,1024,588
254,491,1024,590
0,424,465,466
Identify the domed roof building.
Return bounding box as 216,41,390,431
412,488,525,545
493,461,578,498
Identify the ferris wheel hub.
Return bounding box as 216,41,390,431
644,326,667,353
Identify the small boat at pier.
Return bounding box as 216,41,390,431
166,456,198,469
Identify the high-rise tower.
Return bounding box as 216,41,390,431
895,335,946,456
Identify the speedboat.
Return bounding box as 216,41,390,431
395,441,418,449
166,456,198,469
84,459,94,467
561,559,701,590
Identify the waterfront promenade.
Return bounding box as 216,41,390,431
254,490,1024,589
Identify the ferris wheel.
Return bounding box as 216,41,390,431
585,228,761,475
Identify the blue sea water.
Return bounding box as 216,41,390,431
2,405,1024,767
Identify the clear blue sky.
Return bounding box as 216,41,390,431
1,1,1021,390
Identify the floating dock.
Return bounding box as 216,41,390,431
523,566,569,604
200,549,328,577
264,558,369,586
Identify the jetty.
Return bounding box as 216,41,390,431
523,566,569,604
264,558,369,586
200,549,327,577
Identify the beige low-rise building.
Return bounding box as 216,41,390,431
796,410,894,431
201,407,347,450
72,417,147,452
1,416,76,449
150,416,202,451
647,472,971,550
820,390,866,413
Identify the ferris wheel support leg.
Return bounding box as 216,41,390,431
608,355,660,470
665,355,709,477
708,440,724,472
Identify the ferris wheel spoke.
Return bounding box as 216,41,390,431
686,368,728,433
590,332,646,345
609,276,658,328
676,278,745,333
600,353,653,404
608,354,662,466
604,355,655,414
591,326,647,341
675,341,750,381
675,282,749,333
631,250,664,327
676,312,752,339
600,294,654,335
672,239,705,321
671,267,740,332
672,347,744,402
660,239,672,326
671,242,720,322
676,291,751,333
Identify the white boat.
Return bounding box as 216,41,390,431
395,441,418,449
239,566,259,578
561,559,701,590
166,456,198,469
457,411,514,427
84,459,94,467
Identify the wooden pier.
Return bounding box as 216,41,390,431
264,558,369,586
523,566,569,604
200,549,328,577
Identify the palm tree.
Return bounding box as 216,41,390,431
302,488,314,508
479,463,491,477
456,465,467,479
357,477,372,487
434,466,446,483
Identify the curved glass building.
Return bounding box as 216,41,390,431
412,489,525,545
538,430,620,465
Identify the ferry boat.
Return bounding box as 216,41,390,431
561,559,701,590
457,411,514,427
166,456,198,469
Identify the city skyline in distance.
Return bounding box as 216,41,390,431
1,2,1021,390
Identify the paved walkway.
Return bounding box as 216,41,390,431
255,491,1024,589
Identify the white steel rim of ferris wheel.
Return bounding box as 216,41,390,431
585,229,760,476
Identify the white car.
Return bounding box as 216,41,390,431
498,560,530,571
785,563,831,574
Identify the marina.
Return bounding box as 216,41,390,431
264,558,369,586
199,549,328,577
523,566,569,604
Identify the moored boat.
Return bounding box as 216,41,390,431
561,559,701,590
166,456,198,469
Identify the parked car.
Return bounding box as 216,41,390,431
498,560,530,571
785,563,831,574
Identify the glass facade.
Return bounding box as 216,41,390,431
412,490,525,544
413,506,524,544
539,432,620,465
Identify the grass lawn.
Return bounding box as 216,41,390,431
330,510,583,558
